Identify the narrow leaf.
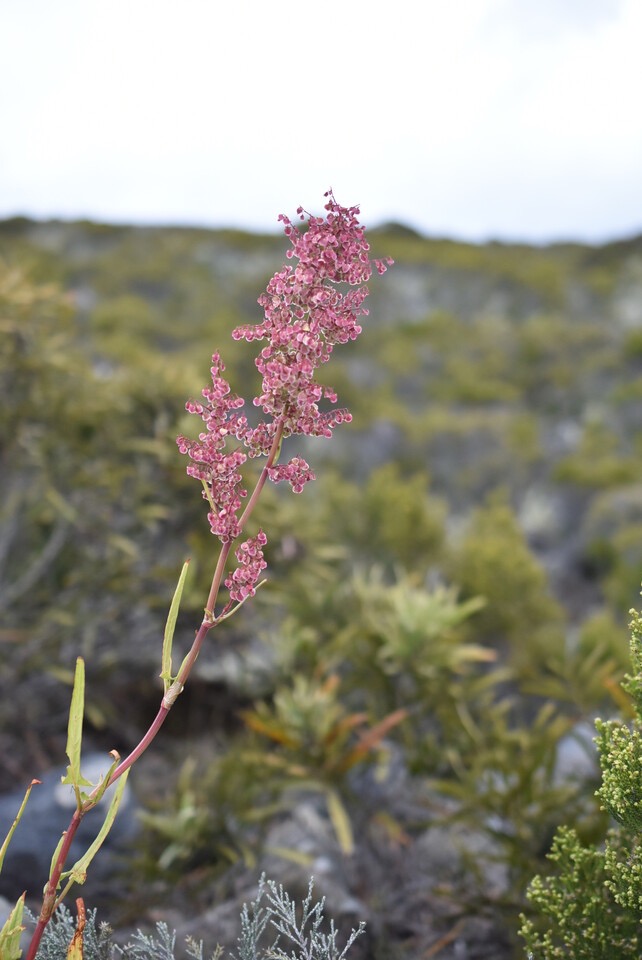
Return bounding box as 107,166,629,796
48,832,67,884
335,708,408,773
0,892,25,960
61,658,93,803
86,751,121,807
325,788,354,855
263,845,314,867
63,770,130,887
160,560,190,694
372,810,411,847
44,487,77,523
323,712,368,746
240,711,299,747
0,779,40,873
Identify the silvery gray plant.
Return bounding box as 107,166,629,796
25,877,363,960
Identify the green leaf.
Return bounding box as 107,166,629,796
0,892,25,960
87,750,121,806
200,479,216,515
263,845,314,867
44,487,77,523
0,778,40,874
61,769,130,889
325,788,354,855
60,658,93,805
160,560,190,694
48,831,67,883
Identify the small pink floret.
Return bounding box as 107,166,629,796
225,531,269,602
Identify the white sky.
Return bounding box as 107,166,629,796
1,0,641,243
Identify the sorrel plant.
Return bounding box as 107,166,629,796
3,191,391,960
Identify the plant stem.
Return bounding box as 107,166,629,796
238,419,284,532
25,418,286,960
203,419,283,616
25,811,83,960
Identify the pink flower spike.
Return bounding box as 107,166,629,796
233,190,391,447
178,194,391,553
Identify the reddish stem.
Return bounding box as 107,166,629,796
238,419,284,531
26,810,83,960
204,419,283,616
25,417,286,960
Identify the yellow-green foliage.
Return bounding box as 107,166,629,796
578,609,632,675
582,488,642,612
515,313,616,406
252,463,445,576
521,607,642,958
323,463,446,570
434,704,595,892
446,499,566,674
0,262,204,730
550,609,633,711
369,230,570,303
555,423,640,489
135,750,275,878
520,826,641,959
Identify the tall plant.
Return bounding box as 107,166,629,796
0,191,391,959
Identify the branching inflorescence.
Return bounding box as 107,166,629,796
177,190,392,611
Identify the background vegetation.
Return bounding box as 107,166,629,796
1,216,641,958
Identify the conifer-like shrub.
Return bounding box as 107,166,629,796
520,605,642,958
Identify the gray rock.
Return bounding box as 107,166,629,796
553,720,599,785
414,821,510,898
0,894,16,927
259,801,367,923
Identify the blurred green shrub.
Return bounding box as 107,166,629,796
445,498,566,676
431,702,602,895
0,262,207,742
318,464,445,570
554,422,639,489
240,672,406,853
581,486,642,614
136,749,275,880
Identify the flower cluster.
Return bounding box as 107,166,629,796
268,456,316,494
178,191,392,609
224,531,268,603
176,353,249,543
233,190,393,451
